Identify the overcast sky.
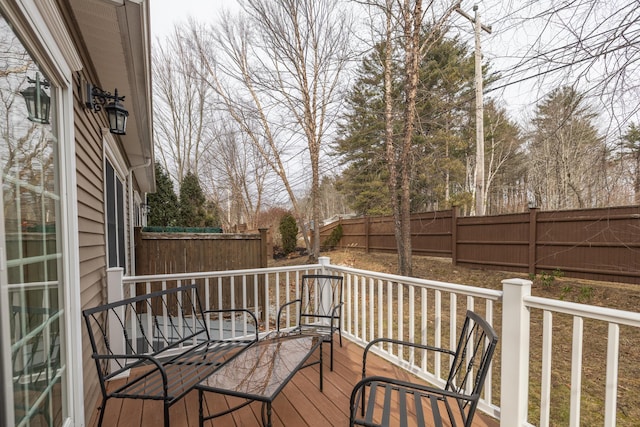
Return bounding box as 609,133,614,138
150,0,240,39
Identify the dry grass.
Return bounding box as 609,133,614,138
270,248,640,426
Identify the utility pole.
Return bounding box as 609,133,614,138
456,4,491,215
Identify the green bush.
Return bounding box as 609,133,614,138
322,224,343,250
279,213,298,255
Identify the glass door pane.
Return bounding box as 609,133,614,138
0,12,67,427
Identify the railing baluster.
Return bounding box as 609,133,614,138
346,273,352,336
242,275,248,337
378,278,383,342
217,277,223,338
230,276,236,337
540,310,553,427
354,275,360,340
421,287,427,372
466,295,474,394
604,322,620,426
484,298,494,405
264,273,271,333
409,284,415,365
449,293,457,368
434,290,442,379
397,283,403,359
569,316,584,427
253,273,259,331
360,276,367,341
369,277,375,342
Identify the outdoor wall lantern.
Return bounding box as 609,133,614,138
21,72,51,124
84,82,129,135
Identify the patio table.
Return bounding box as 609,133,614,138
197,331,324,427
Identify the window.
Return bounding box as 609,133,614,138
105,160,126,271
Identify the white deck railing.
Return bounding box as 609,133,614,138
107,257,640,427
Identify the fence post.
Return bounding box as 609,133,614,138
500,278,532,427
259,228,269,267
529,207,537,276
107,267,125,374
451,206,458,265
365,216,370,253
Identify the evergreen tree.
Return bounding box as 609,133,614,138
147,162,179,227
279,213,298,255
178,172,207,227
335,30,481,215
334,43,391,216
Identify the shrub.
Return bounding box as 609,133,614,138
322,224,343,250
279,213,298,255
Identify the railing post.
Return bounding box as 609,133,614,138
318,256,330,271
107,267,125,374
500,278,532,427
318,257,332,323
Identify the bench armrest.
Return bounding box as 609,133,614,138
93,353,168,384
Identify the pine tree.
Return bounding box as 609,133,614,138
178,172,206,227
147,162,179,227
279,213,298,255
336,32,480,214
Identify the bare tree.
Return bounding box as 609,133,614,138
152,23,213,184
365,0,461,276
190,0,354,259
486,0,640,130
200,121,270,230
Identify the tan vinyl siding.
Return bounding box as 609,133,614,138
74,68,108,421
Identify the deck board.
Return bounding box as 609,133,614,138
87,338,499,427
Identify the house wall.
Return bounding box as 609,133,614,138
73,65,108,420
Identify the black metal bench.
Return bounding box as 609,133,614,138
83,284,258,427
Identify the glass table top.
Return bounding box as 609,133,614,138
197,331,323,401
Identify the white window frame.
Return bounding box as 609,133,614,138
0,1,84,426
103,133,130,274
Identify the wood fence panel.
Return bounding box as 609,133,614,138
320,206,640,284
134,228,268,311
410,211,454,257
456,212,530,272
535,208,640,283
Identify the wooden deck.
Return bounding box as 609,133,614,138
87,338,499,427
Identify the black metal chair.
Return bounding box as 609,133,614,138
349,310,499,427
277,274,344,370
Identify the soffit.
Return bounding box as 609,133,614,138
67,0,154,192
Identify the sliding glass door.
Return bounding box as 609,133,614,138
0,12,68,427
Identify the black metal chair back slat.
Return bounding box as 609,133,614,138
277,274,344,370
349,310,499,427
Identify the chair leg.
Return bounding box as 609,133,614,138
97,397,107,427
330,335,334,371
339,327,343,347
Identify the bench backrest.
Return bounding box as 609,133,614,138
83,284,209,380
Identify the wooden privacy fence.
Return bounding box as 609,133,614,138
319,206,640,284
134,228,269,311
